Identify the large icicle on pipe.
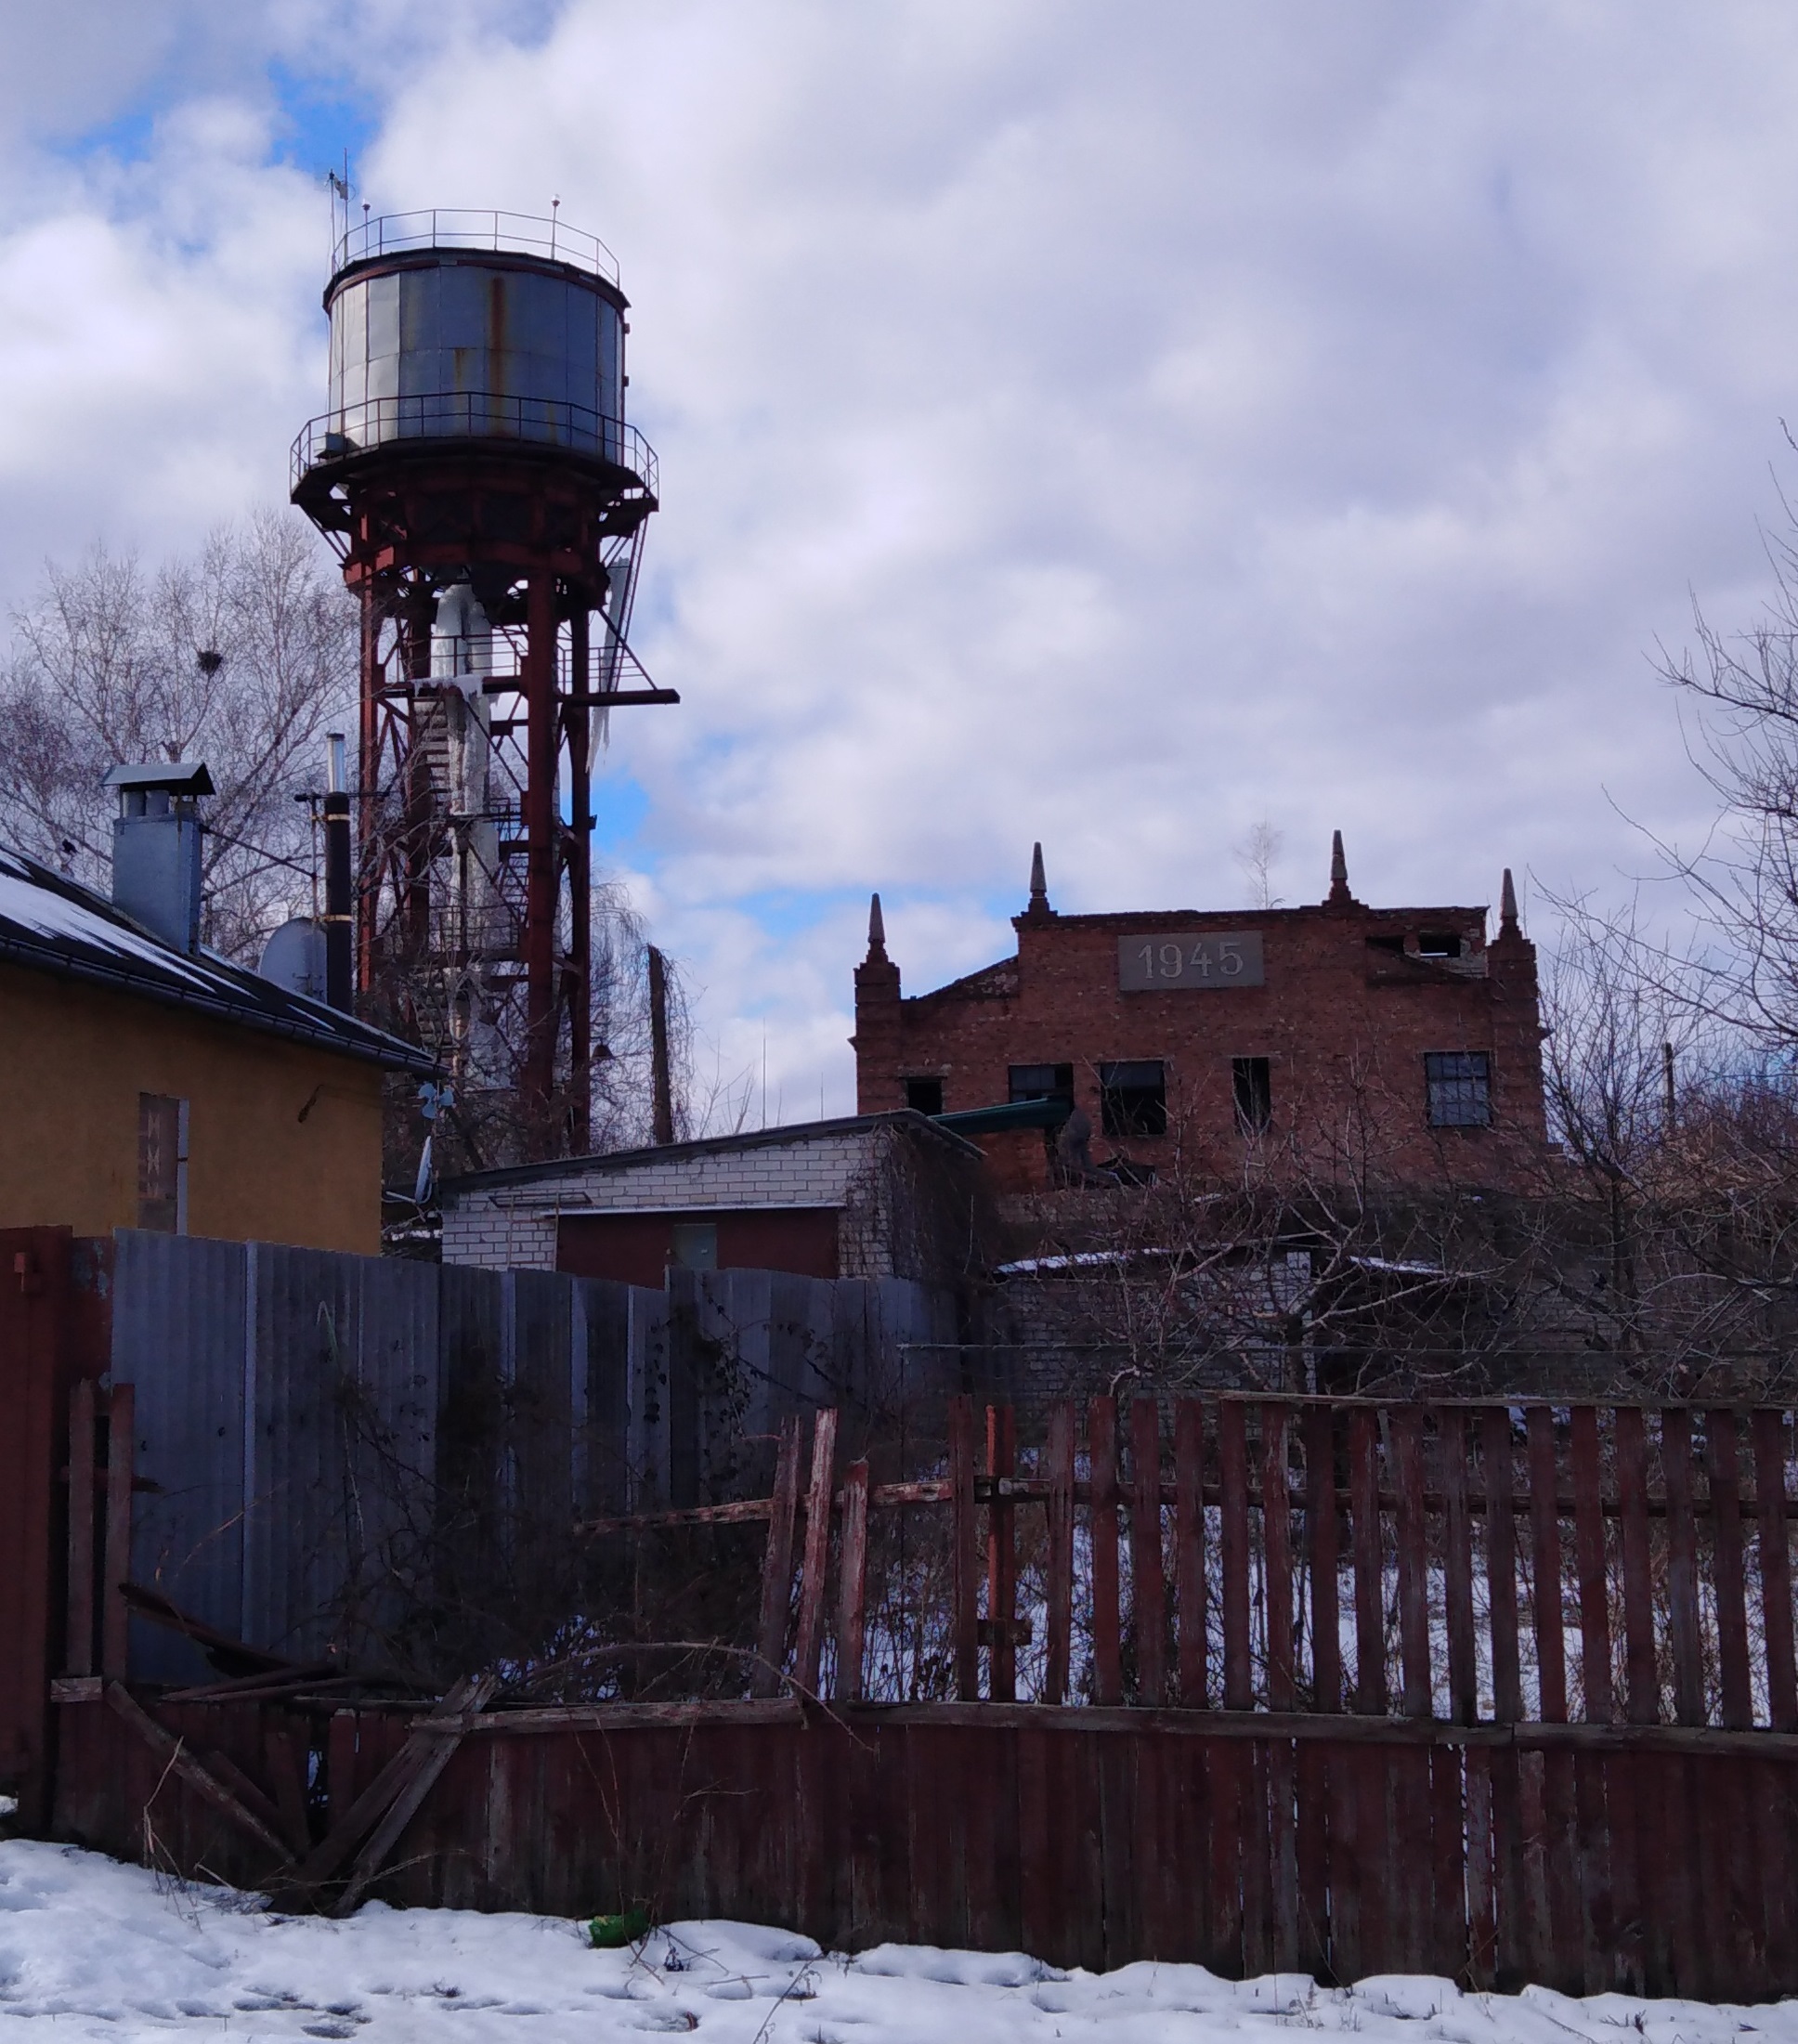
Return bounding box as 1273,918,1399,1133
430,578,493,687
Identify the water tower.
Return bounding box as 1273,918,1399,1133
291,207,671,1157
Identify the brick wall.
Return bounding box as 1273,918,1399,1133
440,1121,971,1278
853,868,1547,1194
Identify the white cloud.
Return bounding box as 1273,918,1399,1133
8,0,1798,1120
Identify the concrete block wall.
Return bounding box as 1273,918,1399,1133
443,1128,879,1273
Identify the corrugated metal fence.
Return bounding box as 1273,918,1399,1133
110,1230,958,1679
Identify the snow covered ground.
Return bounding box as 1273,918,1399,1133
0,1838,1784,2043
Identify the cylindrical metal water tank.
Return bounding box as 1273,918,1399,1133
321,212,629,466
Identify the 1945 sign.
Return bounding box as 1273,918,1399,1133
1118,931,1264,992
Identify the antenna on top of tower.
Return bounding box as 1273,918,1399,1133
551,196,560,259
326,157,350,260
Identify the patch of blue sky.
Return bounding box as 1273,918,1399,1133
581,771,651,855
57,54,375,186
265,59,378,188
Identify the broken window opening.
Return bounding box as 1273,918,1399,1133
1232,1056,1272,1137
1099,1060,1166,1139
904,1077,945,1116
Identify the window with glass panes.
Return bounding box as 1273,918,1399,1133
1424,1051,1491,1127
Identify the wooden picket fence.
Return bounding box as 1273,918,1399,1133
590,1391,1798,1729
45,1382,1798,1995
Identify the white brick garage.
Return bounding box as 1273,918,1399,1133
439,1111,988,1285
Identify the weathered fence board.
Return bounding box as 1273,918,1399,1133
48,1693,1798,1997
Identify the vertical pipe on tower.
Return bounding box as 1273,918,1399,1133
323,732,353,1013
567,604,593,1152
356,583,380,996
648,944,675,1145
522,568,561,1119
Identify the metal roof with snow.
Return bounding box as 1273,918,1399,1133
0,846,436,1074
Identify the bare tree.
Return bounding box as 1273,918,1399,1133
0,516,356,959
0,517,721,1192
1634,505,1798,1052
1233,819,1283,910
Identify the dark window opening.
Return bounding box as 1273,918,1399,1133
1010,1062,1074,1103
1417,931,1464,958
904,1076,944,1116
137,1092,188,1233
1099,1060,1166,1139
1232,1056,1272,1137
1425,1051,1491,1127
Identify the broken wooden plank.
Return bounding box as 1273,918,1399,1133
104,1682,293,1866
575,1496,776,1535
332,1675,499,1915
286,1674,493,1893
751,1416,802,1699
792,1409,840,1695
835,1458,869,1702
202,1746,289,1843
117,1582,298,1679
102,1387,136,1679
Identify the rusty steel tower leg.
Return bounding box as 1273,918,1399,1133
356,582,382,1001
567,604,593,1152
522,568,561,1122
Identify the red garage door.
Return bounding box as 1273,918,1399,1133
556,1207,841,1286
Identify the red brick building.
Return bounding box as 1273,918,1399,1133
852,836,1549,1194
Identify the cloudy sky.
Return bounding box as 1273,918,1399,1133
3,0,1795,1119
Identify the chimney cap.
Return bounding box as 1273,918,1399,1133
103,761,215,798
1326,827,1352,906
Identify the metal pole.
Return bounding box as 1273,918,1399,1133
648,945,674,1145
567,605,593,1152
356,582,381,997
522,569,560,1135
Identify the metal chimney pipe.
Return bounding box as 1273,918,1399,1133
647,944,674,1145
323,733,353,1012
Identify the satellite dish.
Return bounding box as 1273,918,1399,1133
259,917,328,1001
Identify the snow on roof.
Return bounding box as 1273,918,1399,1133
0,847,436,1074
995,1248,1173,1274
